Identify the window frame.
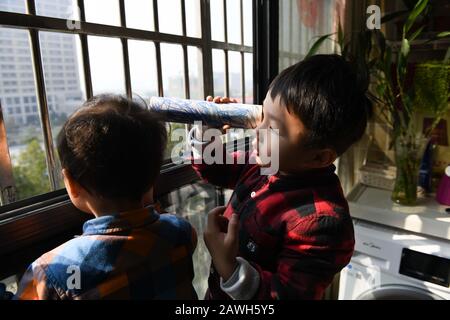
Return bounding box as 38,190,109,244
0,0,255,204
0,0,279,279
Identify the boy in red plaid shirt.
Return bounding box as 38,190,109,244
190,54,372,300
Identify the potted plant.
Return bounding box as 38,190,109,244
306,0,450,205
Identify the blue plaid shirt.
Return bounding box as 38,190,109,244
14,206,198,300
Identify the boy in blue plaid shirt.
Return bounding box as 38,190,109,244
15,95,197,300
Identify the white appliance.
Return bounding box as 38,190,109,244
339,219,450,300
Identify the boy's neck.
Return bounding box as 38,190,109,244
89,201,144,218
278,165,333,177
88,195,154,218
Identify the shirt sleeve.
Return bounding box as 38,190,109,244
14,259,60,300
219,256,260,300
246,213,354,300
188,125,252,189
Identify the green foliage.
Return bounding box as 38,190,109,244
305,33,336,59
12,138,51,200
305,0,450,141
414,62,450,112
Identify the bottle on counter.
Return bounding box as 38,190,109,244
436,165,450,206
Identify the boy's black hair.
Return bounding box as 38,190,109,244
57,94,167,201
269,54,372,156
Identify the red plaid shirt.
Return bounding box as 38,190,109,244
192,149,354,300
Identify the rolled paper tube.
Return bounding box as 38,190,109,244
148,97,263,128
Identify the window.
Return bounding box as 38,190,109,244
187,46,203,100
157,0,183,36
161,43,185,98
0,3,259,297
84,0,121,26
35,0,77,20
278,0,344,70
212,49,225,97
88,36,126,95
0,0,26,14
0,28,51,203
0,0,254,209
210,0,225,42
185,0,202,38
124,0,154,31
159,181,220,298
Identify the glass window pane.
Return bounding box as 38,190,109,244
160,44,189,161
244,53,253,104
188,46,203,100
0,0,26,14
165,121,188,161
159,181,219,299
243,0,253,46
210,0,225,42
160,43,184,98
279,0,340,68
157,0,182,35
84,0,120,26
40,31,86,188
125,0,154,31
212,49,225,97
35,0,77,20
185,0,202,38
228,51,242,102
226,0,241,44
88,36,125,95
0,28,52,202
128,40,158,100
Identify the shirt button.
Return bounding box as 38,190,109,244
250,191,256,198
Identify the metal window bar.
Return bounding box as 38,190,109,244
153,0,164,97
240,0,246,103
119,0,133,98
77,0,93,99
223,0,229,97
180,0,190,100
180,0,191,153
200,0,214,97
26,0,59,191
0,12,252,52
0,0,254,207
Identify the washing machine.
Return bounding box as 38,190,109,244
339,219,450,300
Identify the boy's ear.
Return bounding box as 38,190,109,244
62,169,81,198
311,148,337,168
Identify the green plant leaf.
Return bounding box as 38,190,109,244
437,31,450,38
403,0,429,36
422,31,450,45
305,33,335,59
400,38,410,58
445,47,450,62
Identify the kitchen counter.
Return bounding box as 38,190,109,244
347,184,450,241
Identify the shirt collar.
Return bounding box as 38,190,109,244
82,205,160,236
